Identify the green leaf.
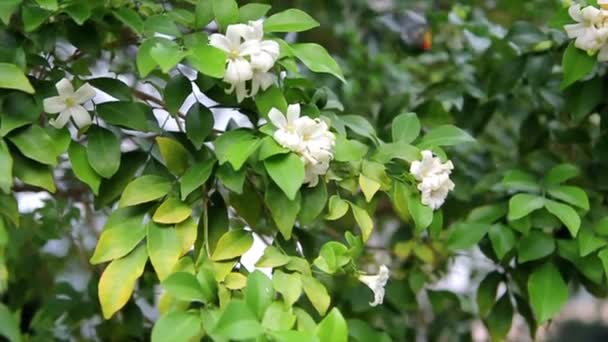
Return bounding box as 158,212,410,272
291,43,345,83
68,142,101,195
0,63,34,93
12,153,55,192
162,272,207,303
211,229,253,261
0,92,40,136
96,152,147,206
89,77,131,100
90,207,146,264
96,101,159,132
565,77,603,122
255,86,287,119
262,302,296,332
186,103,214,149
446,222,489,251
195,0,214,28
63,3,90,25
0,303,21,342
215,130,261,170
257,136,289,160
153,197,192,224
502,170,541,193
408,193,434,233
188,44,227,78
333,135,368,162
35,0,57,11
217,163,246,193
467,204,507,224
245,271,275,319
119,175,172,208
180,158,215,200
151,311,202,342
273,270,302,306
212,0,239,31
299,182,328,224
578,225,606,257
418,125,475,148
164,75,191,114
0,0,21,25
156,137,189,176
316,308,347,342
0,140,13,193
137,38,160,77
7,125,57,165
87,126,121,178
150,39,187,73
256,246,291,268
313,241,350,274
517,231,555,263
147,222,181,281
144,14,181,37
239,3,271,22
113,8,144,35
264,9,319,33
372,141,419,163
544,199,581,237
544,164,579,186
485,294,513,342
349,203,373,242
477,272,501,317
98,244,148,319
264,153,305,200
302,275,330,316
507,194,544,221
176,217,198,255
392,112,420,143
547,185,589,211
325,195,349,220
527,262,569,323
561,42,596,89
488,224,516,260
22,5,50,32
359,174,380,202
265,182,301,240
340,115,376,141
598,248,608,279
212,300,263,340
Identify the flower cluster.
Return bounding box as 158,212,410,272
409,150,455,210
209,20,280,102
268,104,336,187
565,1,608,61
358,265,389,307
43,78,96,129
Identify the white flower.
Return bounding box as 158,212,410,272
209,24,259,102
418,172,455,210
358,265,389,307
209,20,280,102
42,78,96,129
565,5,608,52
410,150,454,211
268,104,335,186
269,104,305,152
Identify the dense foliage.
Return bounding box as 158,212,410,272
1,0,608,341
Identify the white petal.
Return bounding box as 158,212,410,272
209,34,232,52
224,58,253,83
581,6,601,22
69,105,92,128
49,110,72,129
564,23,587,39
250,52,275,72
226,24,250,45
260,40,280,60
246,20,265,40
268,108,287,129
43,96,66,114
286,104,301,124
72,83,96,104
568,4,583,22
240,40,261,56
55,78,74,97
235,82,248,103
599,44,608,61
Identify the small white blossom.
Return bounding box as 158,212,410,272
358,265,389,307
410,150,455,210
564,4,608,60
42,78,95,129
209,20,279,102
268,104,335,186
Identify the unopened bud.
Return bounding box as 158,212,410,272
589,113,601,126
